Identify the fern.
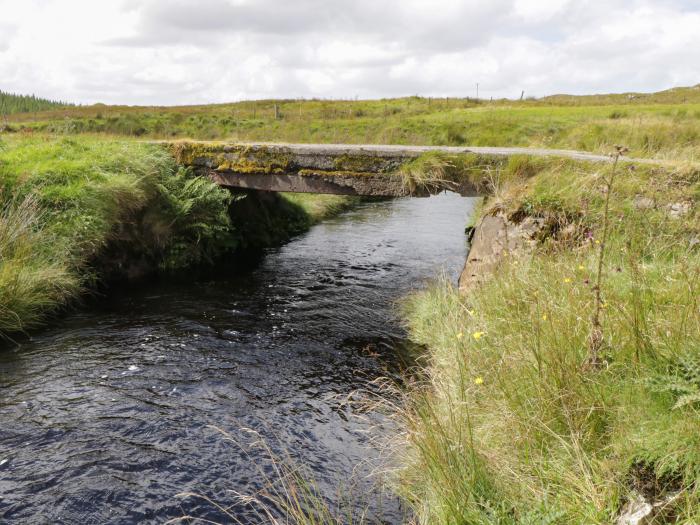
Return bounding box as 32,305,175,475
153,167,239,270
646,350,700,410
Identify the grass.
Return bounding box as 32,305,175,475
281,192,363,223
4,84,700,162
168,426,391,525
398,156,700,523
0,193,79,334
0,135,356,337
2,84,700,521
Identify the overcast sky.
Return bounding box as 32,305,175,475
0,0,698,105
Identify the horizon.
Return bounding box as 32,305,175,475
1,0,699,106
4,82,699,110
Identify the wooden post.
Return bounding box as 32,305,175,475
274,104,279,120
520,90,525,101
253,102,256,119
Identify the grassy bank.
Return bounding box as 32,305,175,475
399,156,700,523
0,135,355,337
4,85,700,162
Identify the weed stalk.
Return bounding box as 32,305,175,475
586,145,628,369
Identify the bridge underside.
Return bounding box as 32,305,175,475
208,169,408,196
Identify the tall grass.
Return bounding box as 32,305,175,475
398,158,700,523
0,137,235,335
0,135,361,337
0,193,79,335
168,426,396,525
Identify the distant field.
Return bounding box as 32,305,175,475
4,84,700,161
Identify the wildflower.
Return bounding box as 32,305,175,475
601,302,608,308
595,239,601,245
466,309,475,317
578,265,585,270
474,376,484,385
457,332,464,340
542,314,547,321
472,331,485,340
564,277,572,283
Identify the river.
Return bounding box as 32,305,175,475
0,193,475,524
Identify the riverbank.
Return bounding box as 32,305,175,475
399,155,700,522
0,135,358,337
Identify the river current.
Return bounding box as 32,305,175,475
0,193,475,524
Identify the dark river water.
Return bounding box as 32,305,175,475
0,193,475,524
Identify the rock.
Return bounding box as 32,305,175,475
617,492,653,525
633,195,655,210
458,213,545,291
617,491,682,525
666,201,692,219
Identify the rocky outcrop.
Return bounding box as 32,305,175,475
458,213,545,290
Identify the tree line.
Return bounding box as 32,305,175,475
0,90,71,115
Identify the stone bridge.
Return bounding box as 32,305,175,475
169,142,620,197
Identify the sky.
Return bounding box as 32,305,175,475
0,0,698,106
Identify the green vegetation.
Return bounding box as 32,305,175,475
0,135,353,336
0,90,70,116
2,85,700,521
5,84,700,162
399,155,700,523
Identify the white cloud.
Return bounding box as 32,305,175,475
0,0,697,104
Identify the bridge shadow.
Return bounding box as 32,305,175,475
228,189,318,250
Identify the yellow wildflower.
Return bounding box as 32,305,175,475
474,376,484,385
564,277,572,283
466,309,475,317
472,331,485,340
542,314,547,321
457,332,464,339
578,265,585,270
